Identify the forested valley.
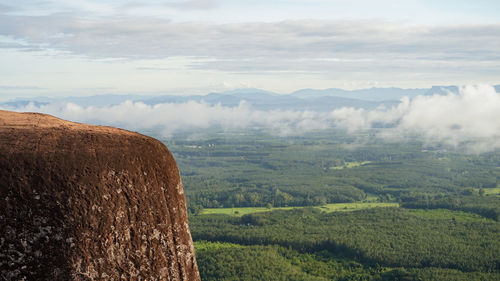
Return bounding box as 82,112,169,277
152,130,500,280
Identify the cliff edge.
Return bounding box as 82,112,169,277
0,110,200,280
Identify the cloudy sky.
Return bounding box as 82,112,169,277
1,0,499,100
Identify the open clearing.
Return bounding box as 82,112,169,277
476,187,500,196
407,208,492,222
200,202,399,216
329,161,372,170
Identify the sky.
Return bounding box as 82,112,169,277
1,0,500,100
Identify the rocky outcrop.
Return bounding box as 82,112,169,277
0,110,200,280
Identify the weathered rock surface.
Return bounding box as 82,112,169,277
0,110,200,280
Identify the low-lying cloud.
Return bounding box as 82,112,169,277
3,85,499,153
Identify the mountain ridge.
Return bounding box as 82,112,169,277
2,85,498,111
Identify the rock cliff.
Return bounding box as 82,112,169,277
0,110,200,280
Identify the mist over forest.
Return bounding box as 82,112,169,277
3,84,499,153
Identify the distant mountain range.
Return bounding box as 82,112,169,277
2,85,499,112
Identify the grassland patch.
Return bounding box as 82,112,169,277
407,208,491,222
201,202,399,216
329,161,372,170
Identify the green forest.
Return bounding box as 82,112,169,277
152,130,500,280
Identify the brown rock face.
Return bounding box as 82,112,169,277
0,110,200,280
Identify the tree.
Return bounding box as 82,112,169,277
478,188,485,197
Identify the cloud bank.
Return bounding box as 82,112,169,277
2,85,499,153
1,11,499,76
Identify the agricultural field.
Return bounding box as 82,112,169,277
317,202,399,212
201,202,399,216
474,187,500,195
201,206,294,216
407,208,492,222
329,161,372,170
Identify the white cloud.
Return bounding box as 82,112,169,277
331,85,500,152
392,85,500,152
1,13,499,75
2,1,499,95
5,100,327,137
165,0,218,10
3,85,499,153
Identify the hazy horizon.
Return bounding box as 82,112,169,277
1,83,498,102
3,84,499,154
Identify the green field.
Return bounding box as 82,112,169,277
475,187,500,196
194,240,244,251
318,202,399,212
329,161,372,170
201,206,295,216
407,208,491,222
200,202,399,216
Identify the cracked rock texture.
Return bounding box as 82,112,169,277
0,110,200,281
